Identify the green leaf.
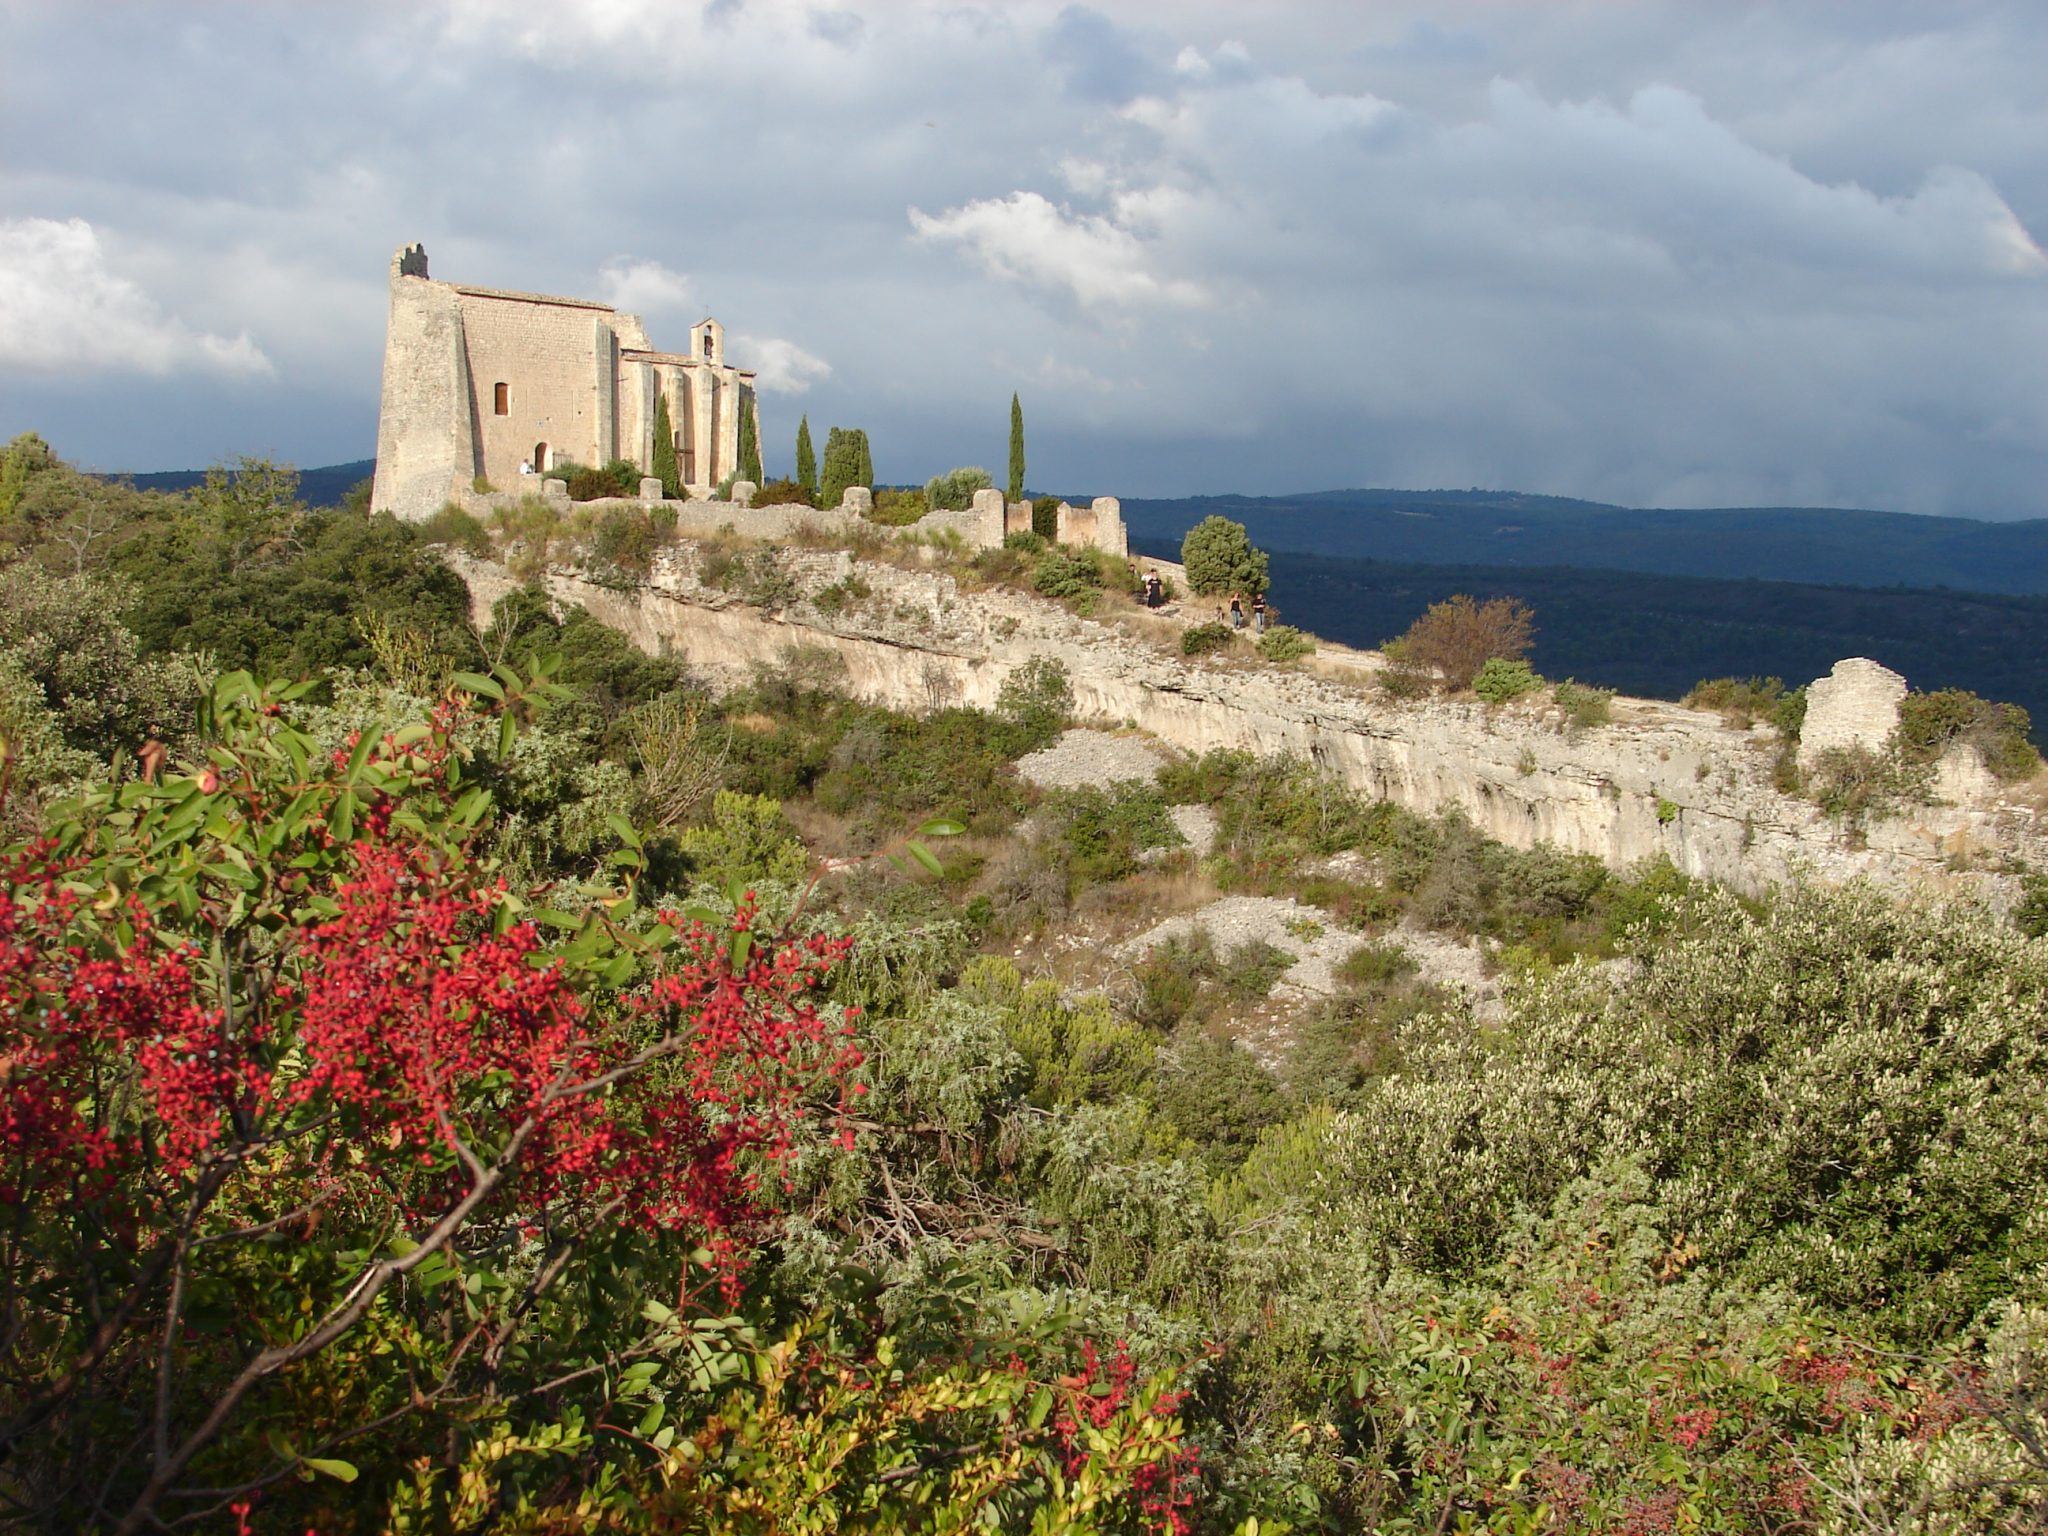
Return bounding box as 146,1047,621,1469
1026,1386,1054,1430
916,818,965,838
344,728,377,783
730,930,752,973
907,840,944,877
452,671,504,701
304,1457,358,1482
637,1400,666,1436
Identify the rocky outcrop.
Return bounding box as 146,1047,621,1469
448,547,2048,901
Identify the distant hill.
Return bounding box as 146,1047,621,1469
1130,537,2048,736
1124,490,2048,595
105,459,374,509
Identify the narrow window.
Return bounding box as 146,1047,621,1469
493,382,509,416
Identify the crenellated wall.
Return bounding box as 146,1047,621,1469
447,546,2048,900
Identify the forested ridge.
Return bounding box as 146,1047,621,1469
2,438,2045,1533
1123,490,2048,594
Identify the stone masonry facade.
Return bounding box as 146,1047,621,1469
370,244,763,521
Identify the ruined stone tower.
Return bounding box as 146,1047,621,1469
369,244,762,521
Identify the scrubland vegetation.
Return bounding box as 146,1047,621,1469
2,437,2046,1532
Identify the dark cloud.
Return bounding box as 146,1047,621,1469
1,0,2043,519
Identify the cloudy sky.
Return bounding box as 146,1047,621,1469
3,1,2045,516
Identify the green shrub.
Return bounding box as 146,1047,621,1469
1223,938,1294,1001
1031,496,1061,541
2016,871,2048,938
1182,622,1235,657
1046,783,1182,890
557,459,640,502
1255,624,1313,662
1336,939,1418,990
588,504,666,581
754,476,814,508
696,544,742,589
1805,744,1907,823
994,656,1071,741
868,487,928,526
1031,549,1102,602
1179,515,1269,597
417,502,492,556
1552,678,1614,731
810,572,872,617
1896,688,2038,781
1150,1033,1289,1166
1685,675,1786,728
1472,656,1542,703
1770,685,1808,738
676,788,809,890
1129,934,1212,1030
924,466,993,512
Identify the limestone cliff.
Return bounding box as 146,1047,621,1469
447,546,2048,901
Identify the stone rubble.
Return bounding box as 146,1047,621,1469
1014,729,1173,791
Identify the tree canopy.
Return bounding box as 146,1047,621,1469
1180,514,1270,596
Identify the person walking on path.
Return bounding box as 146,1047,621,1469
1251,592,1267,633
1229,592,1245,630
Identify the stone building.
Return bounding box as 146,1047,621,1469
369,244,762,521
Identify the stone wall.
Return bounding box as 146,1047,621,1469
369,259,472,524
1798,657,1907,769
445,547,2048,902
454,486,1032,552
455,289,617,488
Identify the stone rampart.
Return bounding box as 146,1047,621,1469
445,548,2047,902
453,487,1015,550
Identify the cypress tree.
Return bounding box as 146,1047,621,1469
737,386,762,484
650,391,681,499
819,427,858,509
795,416,816,498
1008,393,1025,503
853,429,873,490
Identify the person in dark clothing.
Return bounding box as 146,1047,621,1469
1229,592,1245,629
1251,592,1267,632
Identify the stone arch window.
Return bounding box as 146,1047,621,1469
532,441,550,472
494,382,509,416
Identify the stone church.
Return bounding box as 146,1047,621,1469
370,244,762,521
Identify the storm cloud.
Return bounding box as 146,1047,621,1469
1,0,2043,515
